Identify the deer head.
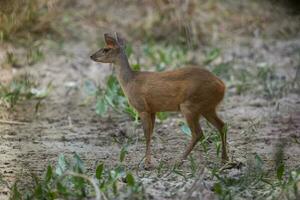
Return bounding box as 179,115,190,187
90,33,125,64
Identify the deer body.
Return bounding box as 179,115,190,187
91,33,228,169
120,67,224,113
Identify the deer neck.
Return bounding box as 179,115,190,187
114,50,134,87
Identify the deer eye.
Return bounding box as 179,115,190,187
103,48,111,53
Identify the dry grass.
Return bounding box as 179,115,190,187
1,0,299,48
0,0,63,45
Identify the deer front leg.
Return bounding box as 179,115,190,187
139,112,155,169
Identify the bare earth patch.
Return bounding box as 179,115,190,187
0,1,300,199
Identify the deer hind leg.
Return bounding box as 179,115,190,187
139,112,155,169
180,104,203,160
203,110,229,162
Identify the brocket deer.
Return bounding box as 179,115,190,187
90,33,228,169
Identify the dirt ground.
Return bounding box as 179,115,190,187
0,0,300,199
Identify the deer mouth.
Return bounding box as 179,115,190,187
90,54,99,62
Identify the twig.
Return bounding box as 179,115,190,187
136,155,146,178
68,116,73,128
219,161,241,172
0,119,28,125
181,167,217,200
63,171,105,200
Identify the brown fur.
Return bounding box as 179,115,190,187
91,33,229,169
125,67,225,112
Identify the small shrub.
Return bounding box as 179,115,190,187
204,48,220,64
212,154,300,200
91,75,138,121
143,43,188,71
8,153,146,200
0,74,50,109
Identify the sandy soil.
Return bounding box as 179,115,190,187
0,1,300,199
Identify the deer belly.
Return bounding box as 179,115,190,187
148,97,181,112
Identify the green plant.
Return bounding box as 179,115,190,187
212,154,300,200
274,142,286,181
91,75,139,121
207,55,298,97
178,121,223,157
143,43,188,71
156,160,167,177
179,121,192,137
277,169,300,200
0,74,50,109
212,63,232,80
256,64,293,99
156,112,169,122
204,48,220,64
9,153,146,200
171,165,188,181
189,155,198,177
27,44,44,65
212,154,267,199
5,51,20,68
233,68,254,95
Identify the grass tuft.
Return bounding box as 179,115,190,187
5,153,146,200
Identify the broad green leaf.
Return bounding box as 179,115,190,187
254,154,264,169
124,106,139,121
157,112,168,122
115,165,126,177
222,124,228,135
56,182,68,195
277,163,285,180
213,182,223,195
201,141,208,153
126,173,135,187
96,163,104,180
119,146,127,162
45,165,52,183
107,75,118,90
172,169,187,180
73,153,84,173
34,184,43,198
131,63,141,71
72,176,85,194
179,122,191,137
125,43,133,57
204,48,220,64
212,63,232,78
11,184,21,200
95,98,108,116
84,80,97,95
216,142,221,157
110,170,117,180
55,154,68,176
112,180,118,195
104,95,116,108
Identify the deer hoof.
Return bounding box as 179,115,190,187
144,162,155,170
222,155,229,164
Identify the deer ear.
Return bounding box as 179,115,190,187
104,33,117,48
115,32,126,48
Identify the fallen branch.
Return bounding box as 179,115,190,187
0,119,28,125
219,161,243,171
64,171,105,200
